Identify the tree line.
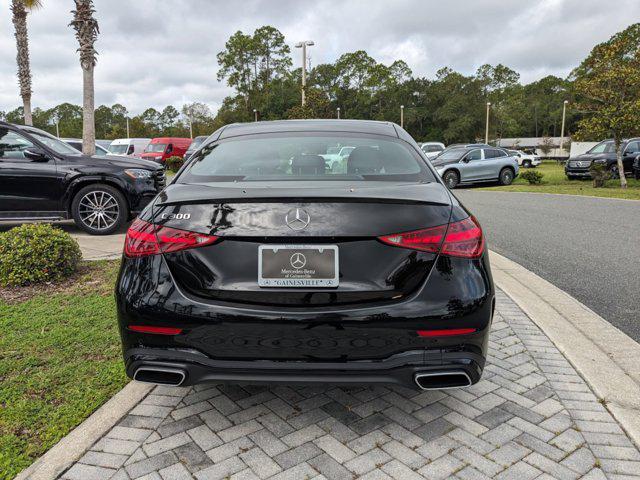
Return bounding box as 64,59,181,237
3,21,639,158
0,101,219,140
214,27,582,144
2,22,582,142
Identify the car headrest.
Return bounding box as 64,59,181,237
291,154,326,175
347,146,384,174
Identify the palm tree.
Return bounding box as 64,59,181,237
69,0,99,155
10,0,42,126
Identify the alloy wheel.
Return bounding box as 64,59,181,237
609,165,619,179
444,172,458,189
78,190,120,231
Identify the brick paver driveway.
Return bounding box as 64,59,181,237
61,291,640,480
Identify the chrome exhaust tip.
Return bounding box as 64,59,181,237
133,366,186,386
414,371,472,390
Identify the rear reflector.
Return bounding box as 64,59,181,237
378,216,484,258
124,219,218,257
128,325,183,335
417,328,477,337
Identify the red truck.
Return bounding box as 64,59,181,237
140,137,192,164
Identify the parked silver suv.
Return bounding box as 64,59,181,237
431,146,519,188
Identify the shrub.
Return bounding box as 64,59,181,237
0,224,82,287
165,155,184,173
520,169,544,185
589,162,608,188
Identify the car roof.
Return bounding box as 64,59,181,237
110,138,151,143
218,119,400,139
7,123,52,137
150,137,191,142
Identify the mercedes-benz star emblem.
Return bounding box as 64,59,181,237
285,208,310,231
290,252,307,269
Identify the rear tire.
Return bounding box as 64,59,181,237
443,170,459,189
498,168,514,186
71,184,127,235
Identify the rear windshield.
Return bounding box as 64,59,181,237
179,134,435,183
422,144,443,153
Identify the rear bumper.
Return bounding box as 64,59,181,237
116,251,494,390
124,347,486,390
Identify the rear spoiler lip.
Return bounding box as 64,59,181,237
154,182,452,207
155,197,450,207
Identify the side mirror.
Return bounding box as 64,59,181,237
166,144,173,154
461,157,470,163
23,147,49,162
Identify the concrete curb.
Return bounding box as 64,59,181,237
15,381,153,480
475,189,640,202
490,250,640,450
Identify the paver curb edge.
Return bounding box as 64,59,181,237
490,249,640,450
14,381,153,480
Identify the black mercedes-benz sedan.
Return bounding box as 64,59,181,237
116,120,494,391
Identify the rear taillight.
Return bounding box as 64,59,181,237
124,219,218,258
378,216,484,258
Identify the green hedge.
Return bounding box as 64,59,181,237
0,224,82,287
165,155,184,173
520,169,544,185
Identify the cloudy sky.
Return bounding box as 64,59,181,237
1,0,639,115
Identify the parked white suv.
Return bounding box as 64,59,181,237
507,149,541,168
420,142,446,159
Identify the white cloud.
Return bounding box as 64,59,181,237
1,0,638,114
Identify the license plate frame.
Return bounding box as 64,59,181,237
258,244,339,288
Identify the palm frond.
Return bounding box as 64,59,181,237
69,0,99,69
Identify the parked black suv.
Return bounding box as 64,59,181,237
565,138,640,179
0,122,165,234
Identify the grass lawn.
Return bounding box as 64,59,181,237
479,161,640,200
0,261,126,480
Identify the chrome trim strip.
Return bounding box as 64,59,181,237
133,366,186,386
414,371,472,390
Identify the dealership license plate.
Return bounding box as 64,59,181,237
258,245,339,287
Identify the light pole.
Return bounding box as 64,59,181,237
126,117,130,138
336,107,340,119
253,109,258,122
485,102,491,144
295,40,314,106
559,100,569,153
55,120,59,137
400,105,404,128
